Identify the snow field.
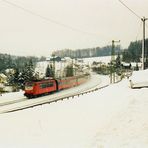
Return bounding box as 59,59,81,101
0,70,148,147
129,69,148,88
93,81,148,148
0,91,24,103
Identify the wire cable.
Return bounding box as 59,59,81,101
118,0,141,19
1,0,99,37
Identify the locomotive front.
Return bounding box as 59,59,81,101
24,82,35,98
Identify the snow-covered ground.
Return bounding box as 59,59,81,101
0,70,147,147
129,69,148,88
35,56,111,78
83,56,112,65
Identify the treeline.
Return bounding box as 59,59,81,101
0,53,47,90
52,38,148,64
122,38,148,63
0,54,46,72
52,45,120,58
8,59,36,90
0,54,35,72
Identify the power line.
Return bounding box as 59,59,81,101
118,0,141,19
1,0,99,37
118,0,148,33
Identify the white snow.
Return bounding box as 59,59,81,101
35,56,111,79
0,70,148,147
83,56,112,65
0,91,24,103
129,69,148,88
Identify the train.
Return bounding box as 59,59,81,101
24,74,90,98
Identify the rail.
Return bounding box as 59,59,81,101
0,82,109,114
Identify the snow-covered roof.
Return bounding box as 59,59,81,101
46,57,51,61
0,73,7,78
129,69,148,88
0,83,4,88
5,68,15,74
121,62,131,66
131,62,142,67
64,57,72,60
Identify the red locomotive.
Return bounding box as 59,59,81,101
24,74,89,98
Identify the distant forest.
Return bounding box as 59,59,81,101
0,54,45,73
0,38,148,73
52,45,121,58
122,38,148,63
52,38,148,64
0,54,47,90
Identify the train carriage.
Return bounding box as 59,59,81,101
57,76,77,90
24,74,90,98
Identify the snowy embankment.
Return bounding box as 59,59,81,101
129,69,148,88
0,70,147,147
84,56,111,65
0,91,24,103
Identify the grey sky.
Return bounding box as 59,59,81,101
0,0,147,56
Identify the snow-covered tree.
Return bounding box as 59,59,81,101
22,59,35,82
65,65,74,77
45,65,51,77
8,68,22,91
115,53,121,69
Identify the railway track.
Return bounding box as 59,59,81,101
0,75,110,114
0,98,26,107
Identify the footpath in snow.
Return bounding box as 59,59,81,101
0,70,147,148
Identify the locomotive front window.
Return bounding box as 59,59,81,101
25,83,34,90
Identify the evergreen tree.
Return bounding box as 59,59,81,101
122,39,148,63
8,68,21,91
49,64,55,78
13,68,20,84
22,59,35,82
65,65,74,77
115,53,121,68
45,65,51,77
122,50,131,62
115,53,122,75
135,63,139,71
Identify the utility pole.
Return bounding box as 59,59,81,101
52,54,55,78
110,40,120,84
111,40,115,61
141,17,148,70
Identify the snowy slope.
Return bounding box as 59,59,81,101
84,56,112,65
129,69,148,88
0,71,147,147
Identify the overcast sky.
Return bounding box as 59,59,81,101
0,0,147,56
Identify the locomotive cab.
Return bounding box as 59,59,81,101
24,82,35,98
25,82,34,90
24,79,57,98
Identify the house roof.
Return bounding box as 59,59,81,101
0,73,7,78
